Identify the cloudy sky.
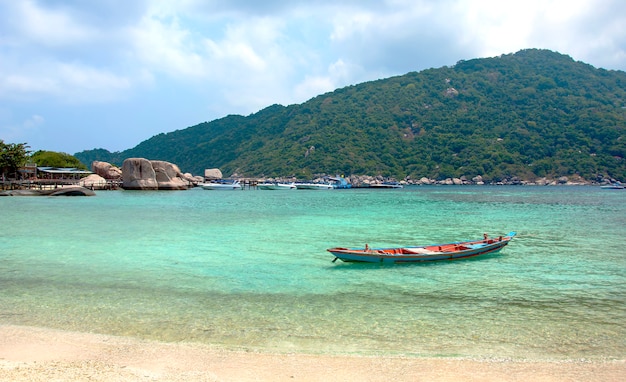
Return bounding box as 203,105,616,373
1,0,625,154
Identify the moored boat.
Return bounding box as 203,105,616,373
369,182,403,189
600,182,624,189
200,180,242,190
257,182,296,190
328,232,516,264
295,182,334,190
326,176,351,189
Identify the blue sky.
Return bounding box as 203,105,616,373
1,0,625,154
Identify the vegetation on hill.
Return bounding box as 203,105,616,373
75,49,626,182
30,150,88,169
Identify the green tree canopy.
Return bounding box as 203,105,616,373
30,150,88,169
0,140,31,179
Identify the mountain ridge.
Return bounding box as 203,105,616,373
75,49,626,182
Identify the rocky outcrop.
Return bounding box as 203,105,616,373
187,173,204,184
121,158,191,190
47,186,97,196
79,174,107,189
151,160,189,190
122,158,159,190
92,161,122,180
0,186,95,196
204,168,223,179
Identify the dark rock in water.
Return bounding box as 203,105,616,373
47,187,96,196
0,190,41,196
92,160,122,180
0,186,96,196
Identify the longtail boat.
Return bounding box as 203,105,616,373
327,232,516,264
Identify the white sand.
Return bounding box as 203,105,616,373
0,325,623,381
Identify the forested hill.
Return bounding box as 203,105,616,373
75,49,626,182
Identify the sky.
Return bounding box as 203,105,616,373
1,0,625,155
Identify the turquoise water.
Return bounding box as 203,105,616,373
1,186,624,360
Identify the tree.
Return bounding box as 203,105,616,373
30,150,88,169
0,140,31,180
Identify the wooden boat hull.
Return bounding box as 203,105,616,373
328,232,516,264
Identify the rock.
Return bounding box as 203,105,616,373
47,186,96,196
182,173,197,183
204,168,223,179
92,161,122,180
121,158,191,190
0,190,41,196
419,177,431,185
151,160,189,190
445,87,459,97
0,187,95,196
190,175,204,184
122,158,158,190
79,174,107,189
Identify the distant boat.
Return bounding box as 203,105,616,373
369,182,403,189
326,176,352,189
600,183,624,189
257,182,296,190
295,182,334,190
200,180,242,190
328,232,516,264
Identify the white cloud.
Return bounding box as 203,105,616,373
0,59,133,103
130,11,208,79
0,0,625,152
11,0,97,47
450,0,626,68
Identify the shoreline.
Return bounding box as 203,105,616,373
1,325,623,381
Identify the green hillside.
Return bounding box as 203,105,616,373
75,49,626,182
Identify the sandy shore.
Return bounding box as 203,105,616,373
0,325,623,382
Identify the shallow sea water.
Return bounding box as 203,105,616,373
1,186,624,360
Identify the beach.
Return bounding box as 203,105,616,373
0,325,623,382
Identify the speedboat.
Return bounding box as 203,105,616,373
200,180,242,190
600,183,624,189
295,182,334,190
369,182,403,189
326,176,351,189
257,182,296,190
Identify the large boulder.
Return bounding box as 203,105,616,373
92,161,122,180
122,158,158,190
204,168,223,179
151,160,189,190
79,174,107,189
121,158,191,190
